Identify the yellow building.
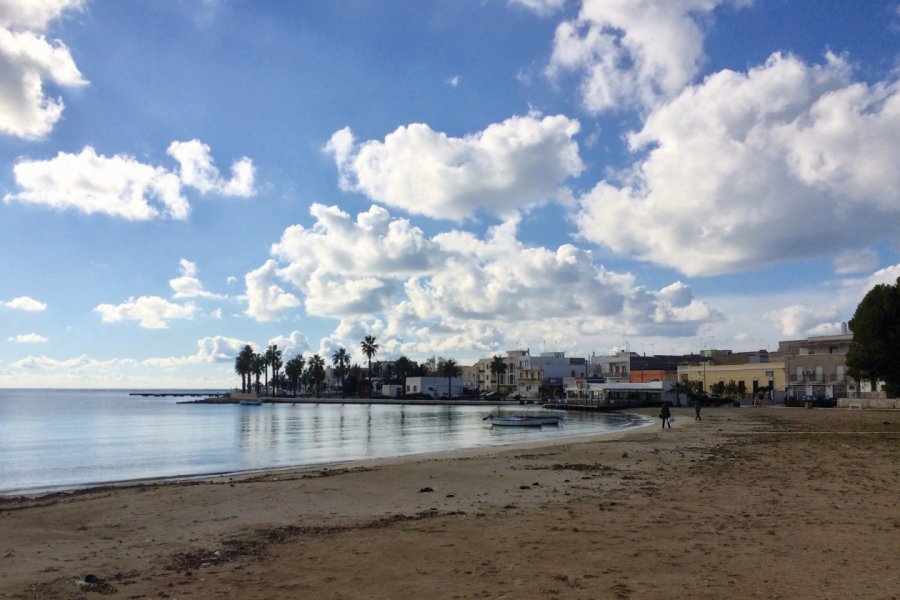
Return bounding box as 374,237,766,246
677,361,785,398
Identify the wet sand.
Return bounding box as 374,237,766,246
1,407,897,599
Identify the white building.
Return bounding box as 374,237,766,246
589,350,635,382
405,376,464,398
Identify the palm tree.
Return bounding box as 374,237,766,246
439,358,461,399
233,344,254,392
360,335,378,398
309,354,326,397
490,355,507,394
332,347,349,398
251,352,265,395
284,356,301,396
264,344,282,395
668,381,690,407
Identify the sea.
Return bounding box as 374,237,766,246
0,389,650,496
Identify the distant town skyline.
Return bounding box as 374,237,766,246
2,1,899,387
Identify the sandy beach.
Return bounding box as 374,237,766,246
2,406,897,599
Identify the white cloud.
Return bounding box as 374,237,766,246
510,0,566,16
144,335,250,367
765,304,841,337
267,331,310,358
448,75,460,87
546,0,745,113
272,203,435,316
166,139,256,197
170,258,226,299
2,295,46,310
0,1,84,30
13,354,137,371
838,264,900,299
5,141,256,220
95,295,196,329
270,204,722,357
575,52,900,276
243,259,301,322
5,146,189,219
325,112,583,221
0,0,87,139
9,333,48,343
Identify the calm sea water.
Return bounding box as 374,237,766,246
0,389,649,495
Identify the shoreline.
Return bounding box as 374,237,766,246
3,406,896,599
0,413,656,499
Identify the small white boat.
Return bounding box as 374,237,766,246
239,399,262,406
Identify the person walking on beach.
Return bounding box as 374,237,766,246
694,397,702,421
659,402,672,429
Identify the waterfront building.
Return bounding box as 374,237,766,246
405,376,464,398
677,359,785,400
779,330,856,400
589,350,633,382
560,381,666,409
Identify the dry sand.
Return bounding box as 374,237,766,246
1,407,897,599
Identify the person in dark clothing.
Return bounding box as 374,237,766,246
659,402,672,429
694,397,702,421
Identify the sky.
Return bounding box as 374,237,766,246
1,0,899,389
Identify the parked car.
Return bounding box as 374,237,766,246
785,395,836,408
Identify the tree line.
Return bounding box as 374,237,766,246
233,335,473,398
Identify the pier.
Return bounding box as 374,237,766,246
129,391,228,398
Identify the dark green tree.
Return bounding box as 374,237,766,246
284,355,304,396
332,347,349,397
360,335,378,397
251,352,265,394
489,355,507,394
264,344,282,395
438,358,461,398
846,276,900,397
309,354,326,396
234,344,255,392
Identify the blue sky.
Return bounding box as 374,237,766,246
1,0,899,388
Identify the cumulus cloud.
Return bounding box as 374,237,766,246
166,140,256,197
170,259,226,299
143,335,251,367
0,0,87,139
95,296,197,329
5,141,255,220
325,112,583,220
243,259,301,322
6,146,189,219
267,331,310,358
268,204,721,356
9,333,48,343
765,304,841,337
546,0,747,113
2,295,46,310
575,52,900,276
272,203,435,316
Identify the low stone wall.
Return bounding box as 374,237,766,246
837,397,899,409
